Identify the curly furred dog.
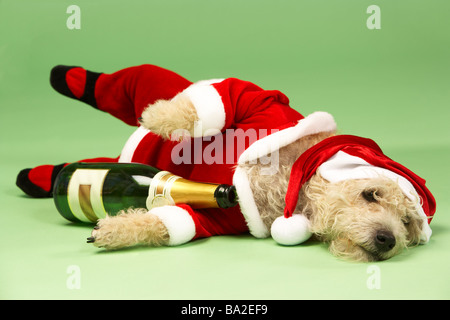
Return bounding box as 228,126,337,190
16,64,436,262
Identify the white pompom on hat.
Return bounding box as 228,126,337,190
271,214,311,246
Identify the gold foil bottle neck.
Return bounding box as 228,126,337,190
146,171,220,209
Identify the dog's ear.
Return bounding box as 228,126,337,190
404,213,424,246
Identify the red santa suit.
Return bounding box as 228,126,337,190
92,66,337,245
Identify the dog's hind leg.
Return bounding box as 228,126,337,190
16,156,119,198
50,64,192,126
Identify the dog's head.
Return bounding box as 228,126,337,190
304,174,427,261
278,135,435,262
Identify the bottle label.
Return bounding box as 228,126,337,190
67,169,109,222
146,171,181,209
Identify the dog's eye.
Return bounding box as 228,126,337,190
362,190,378,203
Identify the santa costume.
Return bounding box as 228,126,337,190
16,64,436,246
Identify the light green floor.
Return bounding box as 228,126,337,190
1,0,449,299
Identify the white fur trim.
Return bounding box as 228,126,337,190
149,205,196,246
318,151,432,243
238,111,336,164
233,166,270,238
271,214,312,245
421,223,432,244
180,79,225,137
118,126,150,163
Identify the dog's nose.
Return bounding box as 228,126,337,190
375,231,396,252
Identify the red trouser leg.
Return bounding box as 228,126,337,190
94,64,193,126
16,157,120,198
21,65,193,197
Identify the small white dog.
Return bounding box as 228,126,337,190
17,64,436,262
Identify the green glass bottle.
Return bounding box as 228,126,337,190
53,162,238,223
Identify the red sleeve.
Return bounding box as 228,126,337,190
214,78,300,130
177,204,248,240
181,78,303,136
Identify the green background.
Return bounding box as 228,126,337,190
1,0,449,299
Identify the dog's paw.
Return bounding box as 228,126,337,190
139,95,199,141
87,216,126,250
87,209,170,249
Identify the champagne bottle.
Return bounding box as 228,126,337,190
53,162,237,223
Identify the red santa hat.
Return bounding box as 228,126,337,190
271,135,436,246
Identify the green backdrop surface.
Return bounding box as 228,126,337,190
1,0,449,299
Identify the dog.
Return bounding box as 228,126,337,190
91,107,425,262
17,64,435,262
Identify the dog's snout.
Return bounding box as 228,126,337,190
375,230,396,252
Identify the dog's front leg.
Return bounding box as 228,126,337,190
139,95,199,141
88,208,170,250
